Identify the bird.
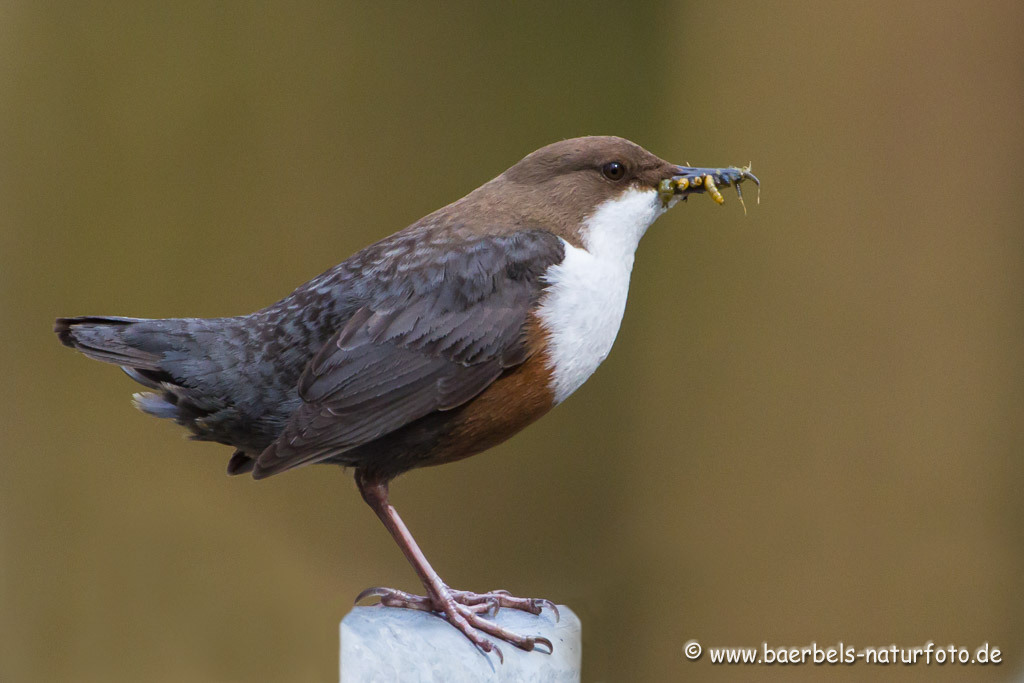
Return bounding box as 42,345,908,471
55,136,757,659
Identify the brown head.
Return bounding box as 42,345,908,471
448,136,680,247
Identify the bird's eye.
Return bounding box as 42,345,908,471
602,161,626,181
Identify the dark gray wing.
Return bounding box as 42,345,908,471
253,229,564,478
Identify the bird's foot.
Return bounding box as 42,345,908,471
356,585,558,660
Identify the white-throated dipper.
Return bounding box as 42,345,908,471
55,136,757,659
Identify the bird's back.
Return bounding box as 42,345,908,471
52,224,457,458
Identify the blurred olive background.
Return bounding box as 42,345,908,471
2,2,1022,681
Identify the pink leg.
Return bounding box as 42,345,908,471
354,472,556,660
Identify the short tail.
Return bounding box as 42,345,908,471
56,315,223,429
56,315,261,475
56,316,163,369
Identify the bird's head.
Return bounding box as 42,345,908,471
476,136,757,252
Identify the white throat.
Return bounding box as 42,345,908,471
537,187,668,403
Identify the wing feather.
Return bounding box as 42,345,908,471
253,230,564,479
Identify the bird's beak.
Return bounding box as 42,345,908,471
658,164,760,212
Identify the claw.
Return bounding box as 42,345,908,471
486,596,501,615
354,586,391,604
530,636,554,654
536,598,560,621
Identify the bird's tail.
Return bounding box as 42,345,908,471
56,316,166,377
55,315,230,433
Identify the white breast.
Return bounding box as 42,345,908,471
536,188,669,403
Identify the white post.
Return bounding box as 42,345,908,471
340,604,581,682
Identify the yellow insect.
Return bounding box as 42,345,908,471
704,175,725,205
730,163,760,215
660,165,760,211
657,178,676,206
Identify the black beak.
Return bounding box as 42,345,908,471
659,164,760,210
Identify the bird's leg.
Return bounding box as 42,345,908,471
354,472,556,660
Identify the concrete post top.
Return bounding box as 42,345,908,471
340,604,581,682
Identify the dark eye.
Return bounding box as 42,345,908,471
602,161,625,181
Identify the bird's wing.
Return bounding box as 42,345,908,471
253,229,564,478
